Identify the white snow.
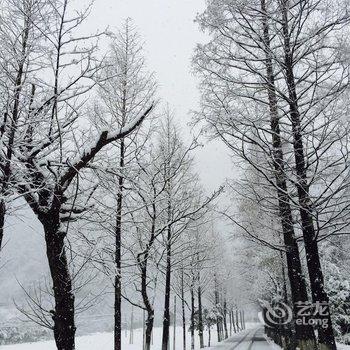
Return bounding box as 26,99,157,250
262,335,283,350
0,324,263,350
338,344,350,350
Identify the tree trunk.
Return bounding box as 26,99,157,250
216,319,221,342
235,309,240,332
144,308,154,350
181,268,186,350
173,296,177,350
232,311,236,333
260,1,317,348
208,326,211,347
302,229,335,350
114,139,125,350
43,212,75,350
281,252,289,304
0,200,5,254
198,285,204,348
161,224,172,350
140,255,155,350
216,316,221,341
214,277,221,342
129,306,134,344
223,300,228,339
143,309,146,350
138,200,157,350
114,224,122,350
279,2,336,349
221,320,224,340
190,286,195,350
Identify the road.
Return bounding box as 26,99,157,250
210,327,277,350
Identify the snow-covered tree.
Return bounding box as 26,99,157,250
90,18,157,350
156,112,218,350
0,0,51,257
323,240,350,344
193,1,350,348
0,1,153,349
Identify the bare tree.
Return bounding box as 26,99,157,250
193,1,316,348
157,113,220,350
193,1,350,348
121,110,219,350
93,18,157,350
0,0,50,257
0,1,154,349
276,2,349,348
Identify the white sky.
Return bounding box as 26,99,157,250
83,0,234,192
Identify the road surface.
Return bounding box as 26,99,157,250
210,327,277,350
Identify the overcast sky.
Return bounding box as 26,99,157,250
83,0,233,192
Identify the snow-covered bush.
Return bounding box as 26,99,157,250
0,325,51,345
323,243,350,344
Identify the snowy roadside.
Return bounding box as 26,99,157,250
0,324,259,350
263,335,350,350
263,334,282,350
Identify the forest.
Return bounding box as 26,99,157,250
0,1,349,350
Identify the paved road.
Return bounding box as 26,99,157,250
211,327,276,350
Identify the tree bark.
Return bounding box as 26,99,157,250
235,309,240,332
129,306,134,344
223,300,228,339
181,268,186,350
232,311,236,333
214,277,221,342
139,246,154,350
208,325,211,347
173,296,177,350
114,139,125,350
42,210,76,350
144,308,154,350
0,200,5,254
260,1,317,348
137,198,158,350
198,284,204,348
279,2,336,349
190,286,195,350
216,315,221,341
161,223,172,350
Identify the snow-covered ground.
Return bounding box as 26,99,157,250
2,324,348,350
0,324,258,350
